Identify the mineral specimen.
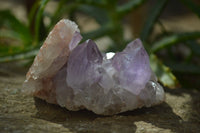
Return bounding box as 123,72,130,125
23,19,165,115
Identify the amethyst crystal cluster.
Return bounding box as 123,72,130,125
23,19,165,115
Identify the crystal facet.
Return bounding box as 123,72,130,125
23,19,165,115
112,39,151,95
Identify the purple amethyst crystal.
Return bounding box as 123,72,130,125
67,39,103,91
23,19,165,115
112,39,151,95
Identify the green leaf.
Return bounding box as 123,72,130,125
82,23,112,41
78,5,109,25
34,0,50,44
75,0,107,8
0,29,21,41
167,62,200,75
150,54,179,88
186,40,200,56
0,49,38,63
117,0,147,17
48,0,72,30
179,0,200,17
28,0,40,27
0,46,23,57
151,32,200,52
140,0,167,41
0,10,32,45
0,43,38,57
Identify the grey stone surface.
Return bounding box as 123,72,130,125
0,65,200,133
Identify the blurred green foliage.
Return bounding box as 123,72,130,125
0,0,200,88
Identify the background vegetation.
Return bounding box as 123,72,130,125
0,0,200,89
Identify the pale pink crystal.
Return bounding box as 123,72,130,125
23,19,81,103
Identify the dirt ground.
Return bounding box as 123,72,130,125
0,64,199,133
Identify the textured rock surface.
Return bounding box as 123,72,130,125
0,67,199,133
23,19,164,115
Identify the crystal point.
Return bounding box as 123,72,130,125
112,39,151,95
67,39,103,91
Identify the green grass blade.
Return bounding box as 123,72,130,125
34,0,50,44
0,46,24,57
78,5,109,25
0,49,38,63
75,0,107,8
0,30,21,41
82,24,112,41
151,32,200,53
179,0,200,17
117,0,147,17
28,0,40,27
48,0,70,30
167,62,200,75
186,40,200,56
150,54,179,88
0,10,32,45
140,0,167,41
